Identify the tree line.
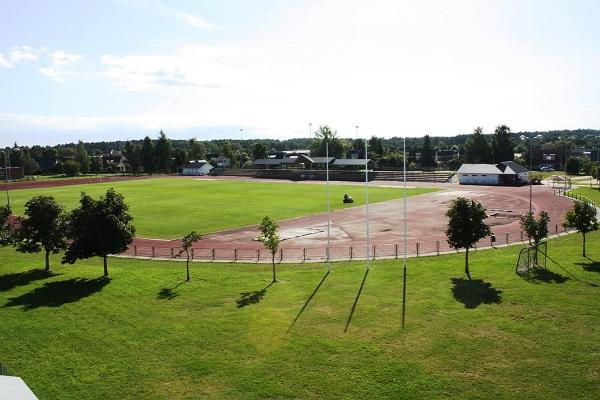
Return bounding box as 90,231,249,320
3,127,599,176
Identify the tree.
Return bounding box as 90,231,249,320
310,125,348,158
563,200,598,257
566,157,581,174
63,160,81,176
75,141,91,174
188,139,206,160
258,216,281,283
15,195,67,271
368,136,385,160
421,135,434,167
464,127,492,163
519,211,549,265
491,125,514,163
445,197,491,280
252,142,268,160
63,189,136,276
177,231,201,281
123,141,141,175
141,136,156,175
0,205,13,247
155,130,173,172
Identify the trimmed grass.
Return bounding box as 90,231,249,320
8,178,439,239
0,232,598,399
571,186,600,205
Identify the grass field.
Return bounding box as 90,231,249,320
0,232,598,399
572,186,600,205
8,178,439,239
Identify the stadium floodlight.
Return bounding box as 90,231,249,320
308,122,312,140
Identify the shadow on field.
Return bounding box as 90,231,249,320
451,278,502,309
2,277,110,310
236,282,274,308
344,268,369,333
0,269,59,292
288,270,330,332
521,267,570,284
577,259,600,274
157,282,185,300
542,252,599,287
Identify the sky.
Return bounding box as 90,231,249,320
1,0,600,146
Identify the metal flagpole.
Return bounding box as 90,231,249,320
365,137,370,270
402,136,407,329
326,140,331,270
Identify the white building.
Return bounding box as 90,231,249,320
181,160,213,176
457,161,529,185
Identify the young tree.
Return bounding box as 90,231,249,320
177,231,201,281
141,136,156,175
258,216,281,283
0,205,13,247
445,197,491,280
519,211,549,265
464,127,492,163
15,195,67,271
63,189,136,277
491,125,514,163
563,200,598,257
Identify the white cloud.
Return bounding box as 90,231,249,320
9,46,38,63
0,54,11,69
0,46,39,68
39,50,82,82
175,12,218,31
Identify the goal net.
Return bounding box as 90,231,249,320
515,241,547,274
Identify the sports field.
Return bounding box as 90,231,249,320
0,232,598,399
8,178,439,239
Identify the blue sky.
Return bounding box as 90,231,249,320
1,0,600,146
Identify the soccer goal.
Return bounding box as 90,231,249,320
515,241,547,274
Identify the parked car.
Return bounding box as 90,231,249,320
539,166,555,172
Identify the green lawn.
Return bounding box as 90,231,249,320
0,232,598,399
571,186,600,205
8,178,439,239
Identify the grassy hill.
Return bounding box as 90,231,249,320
7,178,439,239
0,231,598,399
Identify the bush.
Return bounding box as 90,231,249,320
63,160,81,176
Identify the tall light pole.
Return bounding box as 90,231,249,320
520,134,542,213
364,135,370,271
401,136,407,329
3,149,10,208
308,122,312,141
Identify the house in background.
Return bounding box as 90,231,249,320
457,161,529,186
181,160,213,176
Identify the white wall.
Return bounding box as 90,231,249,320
458,174,499,185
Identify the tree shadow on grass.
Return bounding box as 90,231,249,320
0,269,59,292
156,281,185,300
2,277,110,310
450,278,502,309
236,282,274,308
542,252,599,287
521,267,570,284
576,259,600,274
